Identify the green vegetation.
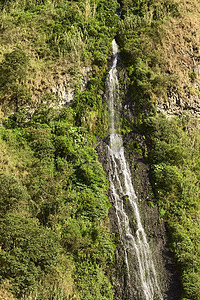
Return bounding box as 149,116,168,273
0,0,119,114
142,114,200,299
0,0,200,299
118,1,200,299
0,0,118,62
0,105,115,299
0,49,31,114
0,0,119,298
72,74,109,136
118,0,178,124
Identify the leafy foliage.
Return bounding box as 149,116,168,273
0,172,30,216
0,214,60,297
118,0,178,124
118,1,200,298
143,114,200,299
1,0,199,299
0,50,31,113
0,104,114,298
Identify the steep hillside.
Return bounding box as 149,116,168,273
157,0,200,115
118,0,200,299
0,0,118,115
0,0,119,299
0,0,200,299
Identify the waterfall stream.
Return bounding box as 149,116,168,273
106,40,163,300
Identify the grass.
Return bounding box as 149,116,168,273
160,0,200,104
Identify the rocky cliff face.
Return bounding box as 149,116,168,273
97,131,182,300
96,56,182,298
29,66,93,108
157,0,200,116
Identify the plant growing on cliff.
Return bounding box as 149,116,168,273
0,49,31,113
118,1,200,298
143,114,200,299
0,102,114,298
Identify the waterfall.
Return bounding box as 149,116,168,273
106,40,163,300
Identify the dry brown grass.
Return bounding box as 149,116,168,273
0,281,16,300
0,289,16,300
152,0,200,114
0,4,87,113
161,0,200,95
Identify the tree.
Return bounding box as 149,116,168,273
0,49,31,112
0,214,60,297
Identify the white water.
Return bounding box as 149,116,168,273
106,40,163,300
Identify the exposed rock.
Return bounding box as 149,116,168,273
156,0,200,117
97,132,182,300
51,82,74,106
51,67,92,106
50,66,93,107
123,132,181,300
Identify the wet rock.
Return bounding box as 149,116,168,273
97,133,182,300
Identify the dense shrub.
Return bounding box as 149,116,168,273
143,114,200,299
0,214,60,297
0,103,114,298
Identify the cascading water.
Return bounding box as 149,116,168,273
106,40,163,300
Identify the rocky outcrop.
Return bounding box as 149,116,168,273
50,66,93,106
51,82,74,106
97,133,182,300
157,0,200,116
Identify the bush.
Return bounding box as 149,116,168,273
143,113,200,299
0,214,60,297
0,172,30,216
